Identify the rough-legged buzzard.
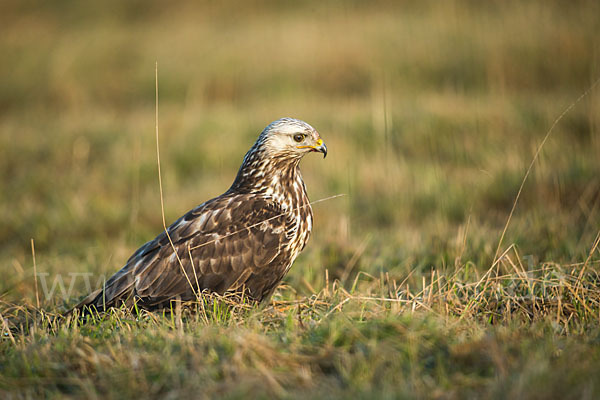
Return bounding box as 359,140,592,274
73,117,326,311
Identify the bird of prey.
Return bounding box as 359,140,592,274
73,117,327,312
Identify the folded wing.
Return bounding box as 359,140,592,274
79,194,291,310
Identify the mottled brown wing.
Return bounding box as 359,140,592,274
86,193,292,309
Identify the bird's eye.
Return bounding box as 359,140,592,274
293,134,305,143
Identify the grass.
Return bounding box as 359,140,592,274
2,262,600,398
1,0,600,398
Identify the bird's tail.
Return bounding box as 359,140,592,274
63,289,103,316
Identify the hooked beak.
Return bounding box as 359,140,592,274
314,139,327,158
297,138,328,158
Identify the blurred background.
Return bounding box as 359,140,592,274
1,0,599,304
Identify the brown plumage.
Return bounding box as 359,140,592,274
73,118,327,312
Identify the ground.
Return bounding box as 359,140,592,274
1,1,600,398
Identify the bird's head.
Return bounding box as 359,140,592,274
231,118,326,193
258,117,327,160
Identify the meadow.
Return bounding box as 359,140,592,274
1,0,600,398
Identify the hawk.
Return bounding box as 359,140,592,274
73,118,326,312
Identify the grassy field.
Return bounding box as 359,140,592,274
1,0,600,398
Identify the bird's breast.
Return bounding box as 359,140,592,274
261,170,313,260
